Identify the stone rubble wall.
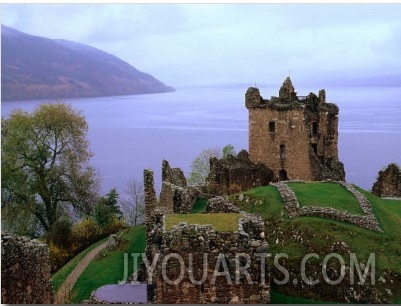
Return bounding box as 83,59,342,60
159,160,199,214
271,181,382,232
1,231,54,304
144,169,158,262
206,150,273,196
204,196,240,213
372,163,401,197
152,213,270,304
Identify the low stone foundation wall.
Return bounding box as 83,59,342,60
1,231,54,304
271,181,382,232
151,212,270,304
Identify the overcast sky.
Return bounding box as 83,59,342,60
2,3,401,88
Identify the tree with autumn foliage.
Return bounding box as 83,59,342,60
1,103,99,240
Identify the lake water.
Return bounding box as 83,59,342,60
2,85,400,196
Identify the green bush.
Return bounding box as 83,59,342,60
102,216,129,236
70,217,102,251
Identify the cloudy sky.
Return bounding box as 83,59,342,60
2,3,401,88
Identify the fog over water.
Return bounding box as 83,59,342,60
2,85,400,196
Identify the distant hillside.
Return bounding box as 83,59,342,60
1,25,175,101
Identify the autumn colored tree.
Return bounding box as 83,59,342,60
1,103,99,239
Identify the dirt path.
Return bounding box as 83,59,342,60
54,241,108,304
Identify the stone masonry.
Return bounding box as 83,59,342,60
372,163,401,197
152,214,270,304
143,163,271,303
206,150,274,195
1,231,54,304
204,196,240,213
245,77,345,181
159,160,196,214
271,181,382,232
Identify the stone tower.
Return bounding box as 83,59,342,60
245,77,345,181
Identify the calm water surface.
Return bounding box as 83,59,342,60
2,86,400,195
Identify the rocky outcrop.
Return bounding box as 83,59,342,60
206,150,274,195
107,234,123,251
372,163,401,197
1,232,54,304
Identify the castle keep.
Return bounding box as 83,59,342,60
245,77,345,181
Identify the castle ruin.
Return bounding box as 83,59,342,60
143,162,270,304
245,77,345,181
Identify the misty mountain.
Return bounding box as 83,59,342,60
1,25,175,101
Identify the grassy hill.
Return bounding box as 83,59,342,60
52,183,401,303
51,226,145,303
231,183,401,303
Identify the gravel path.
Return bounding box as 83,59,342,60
54,241,108,304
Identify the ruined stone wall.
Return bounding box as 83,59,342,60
271,181,382,232
144,169,159,262
206,150,273,195
307,101,345,181
152,213,270,304
248,106,313,181
1,232,54,304
372,163,401,197
144,160,270,304
245,78,344,182
204,196,240,213
159,160,198,214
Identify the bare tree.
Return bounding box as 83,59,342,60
119,179,145,226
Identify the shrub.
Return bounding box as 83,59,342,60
49,244,72,273
70,217,101,252
102,216,129,236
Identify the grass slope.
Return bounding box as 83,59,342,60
165,213,240,232
288,182,363,214
51,237,108,293
232,183,401,302
60,183,400,304
70,226,145,303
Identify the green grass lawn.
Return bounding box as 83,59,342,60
70,226,145,303
165,213,240,232
231,185,285,222
287,182,364,214
51,237,109,293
